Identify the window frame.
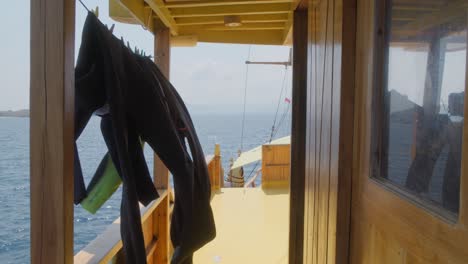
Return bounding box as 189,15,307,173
369,0,467,223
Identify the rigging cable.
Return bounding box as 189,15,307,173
78,0,91,12
239,45,252,153
268,65,289,143
245,66,291,183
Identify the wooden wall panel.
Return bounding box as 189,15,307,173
302,0,355,263
30,0,75,263
350,0,468,263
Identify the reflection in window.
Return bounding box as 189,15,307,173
374,0,466,214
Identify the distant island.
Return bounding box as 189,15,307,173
0,109,29,117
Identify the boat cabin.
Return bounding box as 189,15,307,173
30,0,468,263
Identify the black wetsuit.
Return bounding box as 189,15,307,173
74,12,216,264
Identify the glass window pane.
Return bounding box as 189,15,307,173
374,0,467,214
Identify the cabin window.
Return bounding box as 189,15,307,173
372,0,467,215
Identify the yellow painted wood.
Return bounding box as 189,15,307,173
175,14,289,25
169,3,291,18
117,0,155,32
180,22,285,31
166,0,293,8
109,0,295,45
144,0,179,35
194,188,289,264
262,144,291,189
171,35,198,46
74,190,168,264
207,145,223,191
179,29,285,45
109,0,141,25
283,12,293,44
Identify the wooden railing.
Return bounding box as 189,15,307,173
206,144,223,191
74,144,222,264
74,189,168,264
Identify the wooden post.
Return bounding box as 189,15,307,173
153,27,171,264
289,7,308,264
30,0,75,263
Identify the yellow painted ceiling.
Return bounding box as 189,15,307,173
109,0,299,46
109,0,468,47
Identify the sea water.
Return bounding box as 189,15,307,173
0,113,290,263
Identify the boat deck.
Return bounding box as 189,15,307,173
194,187,289,264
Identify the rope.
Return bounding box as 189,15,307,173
78,0,91,12
272,73,292,138
246,67,291,180
239,45,252,152
268,65,289,143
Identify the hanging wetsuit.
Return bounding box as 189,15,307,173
74,12,216,264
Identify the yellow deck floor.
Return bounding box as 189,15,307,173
194,187,289,264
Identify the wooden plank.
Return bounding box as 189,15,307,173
169,3,292,18
153,27,171,264
460,9,468,228
30,0,75,263
166,0,294,8
315,0,334,262
283,12,293,44
74,192,167,264
179,22,286,30
153,28,171,191
262,145,291,188
117,0,155,32
175,14,289,25
333,0,356,263
181,29,285,45
144,0,179,35
289,7,308,264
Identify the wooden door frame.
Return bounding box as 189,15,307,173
290,1,356,263
289,6,309,264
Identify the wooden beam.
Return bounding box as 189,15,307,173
117,0,155,32
175,13,289,25
144,0,179,35
460,9,468,227
283,12,293,45
154,28,171,264
180,29,284,45
180,22,285,31
170,3,291,18
166,0,293,8
282,0,302,45
289,8,307,264
30,0,75,263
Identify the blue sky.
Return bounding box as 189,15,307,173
0,0,292,114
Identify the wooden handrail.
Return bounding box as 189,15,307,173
206,144,223,191
74,189,168,264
